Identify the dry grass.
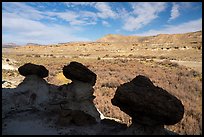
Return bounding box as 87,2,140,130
50,72,72,85
88,59,202,135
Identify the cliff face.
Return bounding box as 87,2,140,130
2,62,183,135
97,31,202,47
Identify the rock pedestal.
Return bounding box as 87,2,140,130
111,75,184,134
58,81,100,122
3,63,50,118
57,61,101,125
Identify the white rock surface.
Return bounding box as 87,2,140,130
2,75,50,118
2,63,17,70
59,81,101,122
2,58,18,70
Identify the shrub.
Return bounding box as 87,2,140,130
103,54,109,58
188,70,200,77
159,56,167,60
101,81,120,88
34,54,40,57
72,55,79,58
197,45,201,50
158,59,179,68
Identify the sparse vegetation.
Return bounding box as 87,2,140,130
2,31,202,135
91,59,202,135
159,56,168,60
158,59,179,68
34,54,40,57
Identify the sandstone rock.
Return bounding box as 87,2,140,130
101,119,127,128
56,81,101,122
118,124,166,135
2,75,50,117
58,109,97,126
111,75,184,126
18,63,49,78
63,61,97,86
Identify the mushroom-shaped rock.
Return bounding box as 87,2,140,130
63,61,97,86
2,75,50,117
18,63,49,78
111,75,184,126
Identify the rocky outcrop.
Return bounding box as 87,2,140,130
58,109,97,126
18,63,49,78
54,62,100,124
111,75,184,134
2,62,101,125
2,78,48,119
2,63,183,135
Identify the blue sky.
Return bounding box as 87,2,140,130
2,2,202,45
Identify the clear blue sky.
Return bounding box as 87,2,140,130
2,2,202,45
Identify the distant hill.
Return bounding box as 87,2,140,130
143,31,202,45
2,43,18,48
97,34,145,43
97,31,202,47
26,43,42,46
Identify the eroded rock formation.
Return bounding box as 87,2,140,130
111,75,184,135
2,63,184,135
2,63,50,118
55,61,101,124
3,62,101,125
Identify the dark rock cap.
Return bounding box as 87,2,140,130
111,75,184,126
18,63,49,78
63,61,97,86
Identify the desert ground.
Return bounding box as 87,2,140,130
2,31,202,135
